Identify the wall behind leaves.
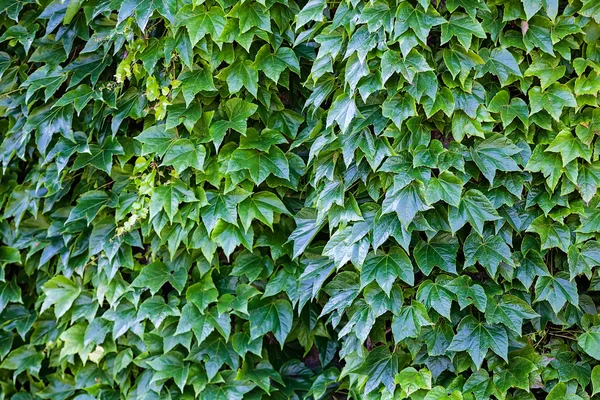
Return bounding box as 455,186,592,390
1,0,600,398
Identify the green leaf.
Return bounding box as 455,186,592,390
394,2,446,43
524,55,565,90
361,248,414,294
382,180,431,227
424,171,463,207
485,295,538,335
147,351,189,392
327,93,361,133
150,180,198,222
483,48,523,85
441,13,486,48
526,215,571,253
356,346,399,394
529,84,577,121
228,147,290,185
546,130,592,166
218,59,259,97
0,345,44,378
253,45,299,83
72,138,124,175
578,327,600,360
417,278,455,320
447,316,508,369
131,261,171,295
321,271,361,316
382,94,417,129
0,279,21,314
580,0,600,24
487,90,529,127
40,276,81,319
66,191,110,225
238,192,290,232
464,231,514,278
592,365,600,395
175,6,226,46
568,241,600,279
136,126,177,157
230,2,271,33
162,139,206,174
449,190,501,235
186,275,218,313
395,367,432,396
249,299,293,348
534,273,579,313
470,134,521,185
414,233,459,275
392,301,433,342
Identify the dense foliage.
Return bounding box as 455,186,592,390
2,0,600,398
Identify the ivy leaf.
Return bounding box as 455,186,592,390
218,59,259,97
449,190,501,235
394,2,446,43
593,365,600,395
40,276,81,319
321,271,361,316
230,2,271,33
414,233,459,275
355,346,399,394
289,208,327,260
441,13,486,48
361,248,414,294
0,345,44,379
417,278,455,320
568,241,600,280
382,180,431,227
395,367,432,396
175,6,226,46
253,45,299,83
238,192,290,232
392,301,433,342
534,273,579,313
249,299,293,348
72,138,124,175
545,130,592,167
0,279,22,314
526,215,571,253
131,261,171,295
147,351,189,392
578,327,600,360
487,90,529,127
485,295,539,335
118,0,176,31
326,93,361,133
162,139,206,174
529,84,577,121
447,316,508,369
482,48,523,85
580,0,600,24
446,275,487,312
150,180,197,222
135,126,177,157
524,55,565,90
470,134,521,185
424,171,463,207
493,356,537,392
66,191,111,225
464,231,514,278
228,147,290,185
382,94,417,129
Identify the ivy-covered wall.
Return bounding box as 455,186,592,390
1,0,600,398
